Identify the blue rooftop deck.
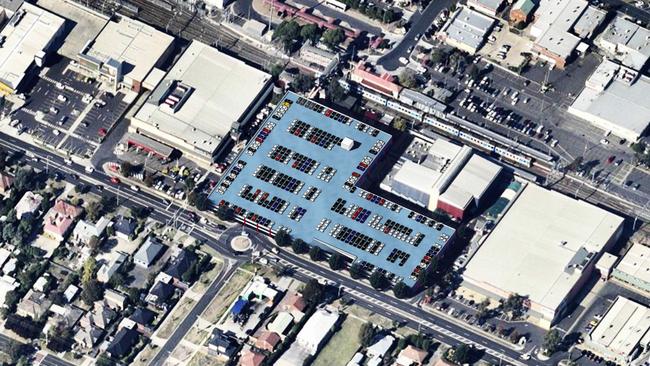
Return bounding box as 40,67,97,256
209,92,455,286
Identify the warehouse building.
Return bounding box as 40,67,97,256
437,6,495,55
210,93,456,287
0,2,65,95
467,0,504,16
380,136,502,220
584,296,650,364
461,183,624,328
569,60,650,142
596,16,650,72
76,16,174,93
612,243,650,294
530,0,604,68
130,41,272,168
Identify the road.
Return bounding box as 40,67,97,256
38,354,74,366
148,261,240,366
377,0,452,70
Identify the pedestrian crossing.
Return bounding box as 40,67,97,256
611,162,634,186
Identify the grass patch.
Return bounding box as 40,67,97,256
133,344,158,366
312,316,363,366
156,297,196,339
185,326,209,346
202,269,254,323
345,304,417,337
187,351,226,366
192,260,224,293
168,342,195,364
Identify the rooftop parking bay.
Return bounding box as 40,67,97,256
209,92,455,285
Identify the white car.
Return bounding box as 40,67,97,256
53,129,60,136
85,166,94,174
130,185,140,192
49,107,59,114
600,139,610,145
57,94,67,102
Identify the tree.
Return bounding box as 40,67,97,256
369,270,387,290
7,340,27,364
326,81,346,103
501,293,525,319
120,161,134,177
291,239,309,254
291,74,314,93
82,257,96,285
81,279,104,305
399,69,417,88
85,201,103,222
542,329,562,356
328,253,344,271
270,63,285,79
274,229,292,247
300,24,322,45
301,279,324,306
417,259,438,287
430,49,447,64
392,117,407,131
349,262,363,279
95,354,115,366
467,64,480,80
273,20,301,52
143,172,156,187
194,193,209,211
216,204,233,221
322,28,345,50
88,235,101,252
632,142,646,155
309,246,323,261
450,343,472,364
358,322,377,347
392,281,409,299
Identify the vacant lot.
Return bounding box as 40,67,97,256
202,269,254,323
312,316,363,366
156,297,196,339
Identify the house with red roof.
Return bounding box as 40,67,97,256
254,331,281,352
350,62,402,98
43,199,83,242
239,349,265,366
0,172,13,195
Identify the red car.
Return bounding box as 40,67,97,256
607,155,616,164
110,176,120,184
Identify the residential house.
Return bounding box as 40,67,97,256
42,199,83,242
208,328,239,359
133,236,165,268
79,301,117,330
106,327,139,359
71,216,110,245
395,345,428,366
113,215,137,240
279,291,306,320
64,284,79,303
43,304,83,334
16,290,52,319
239,349,265,366
15,191,43,220
103,289,127,311
162,248,198,285
129,308,156,334
0,275,18,308
33,275,49,292
145,280,175,307
0,172,13,194
267,311,294,335
74,324,104,349
97,252,127,283
255,331,281,352
367,335,395,360
295,307,340,355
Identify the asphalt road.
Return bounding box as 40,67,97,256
39,354,75,366
147,262,240,366
377,0,452,70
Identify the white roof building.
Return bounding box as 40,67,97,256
15,191,43,219
612,243,650,294
596,16,650,71
381,137,501,219
0,275,18,308
130,40,272,167
0,2,64,94
438,6,495,54
467,0,504,16
76,16,174,93
72,216,110,245
586,296,650,364
295,307,340,355
462,183,624,328
569,60,650,142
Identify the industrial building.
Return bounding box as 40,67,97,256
130,41,272,168
569,60,650,142
0,2,65,95
76,16,174,93
584,296,650,364
295,44,339,77
596,16,650,71
210,93,456,287
380,136,502,220
466,0,504,16
461,183,624,328
530,0,604,68
437,6,495,55
612,243,650,294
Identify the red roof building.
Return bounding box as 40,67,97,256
239,349,265,366
254,331,281,352
350,62,402,98
0,173,13,194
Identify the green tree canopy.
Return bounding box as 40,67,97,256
322,28,345,50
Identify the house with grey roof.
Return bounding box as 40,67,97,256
133,236,165,268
